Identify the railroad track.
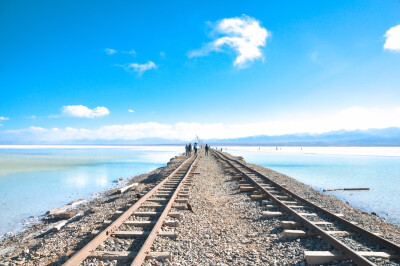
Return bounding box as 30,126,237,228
212,150,400,265
64,154,198,266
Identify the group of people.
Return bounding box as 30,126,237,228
185,143,196,156
184,143,211,156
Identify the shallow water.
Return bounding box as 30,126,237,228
225,146,400,226
0,145,183,236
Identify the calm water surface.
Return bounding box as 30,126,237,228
0,145,183,236
225,146,400,226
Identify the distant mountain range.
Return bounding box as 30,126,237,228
1,127,400,146
207,127,400,146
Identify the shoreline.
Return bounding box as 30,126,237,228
0,152,399,265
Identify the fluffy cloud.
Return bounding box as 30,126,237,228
128,109,135,113
189,15,269,67
118,61,157,74
62,105,110,118
0,116,9,121
384,25,400,51
3,107,400,142
105,48,117,55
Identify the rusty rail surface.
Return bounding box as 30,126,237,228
212,150,400,265
64,154,198,266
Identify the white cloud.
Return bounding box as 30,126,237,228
188,15,270,67
3,106,400,142
0,116,9,121
62,105,110,118
128,109,135,113
105,48,117,55
118,61,157,74
384,25,400,52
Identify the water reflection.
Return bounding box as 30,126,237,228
64,174,89,188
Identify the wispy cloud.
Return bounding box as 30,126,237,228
128,109,135,113
384,25,400,52
3,106,400,142
188,15,270,67
0,116,9,121
117,61,157,74
122,50,136,56
104,48,117,55
105,48,137,56
62,105,110,118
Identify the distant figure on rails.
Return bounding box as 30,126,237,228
220,148,222,151
188,143,192,155
205,144,209,156
185,144,188,156
194,142,198,154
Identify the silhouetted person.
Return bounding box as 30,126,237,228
205,144,209,156
185,144,188,156
188,143,192,155
194,142,198,154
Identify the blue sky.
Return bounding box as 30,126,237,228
1,0,400,142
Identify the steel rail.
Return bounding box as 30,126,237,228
212,150,387,265
131,154,199,265
213,150,400,255
64,154,196,266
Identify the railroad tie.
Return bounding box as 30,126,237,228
262,211,284,218
262,200,297,205
304,251,399,265
250,194,268,200
112,230,178,238
283,229,359,238
280,221,333,229
239,186,255,192
87,251,173,261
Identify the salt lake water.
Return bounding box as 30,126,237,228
226,146,400,226
0,145,183,236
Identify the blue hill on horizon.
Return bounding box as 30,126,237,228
1,127,400,146
208,127,400,146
